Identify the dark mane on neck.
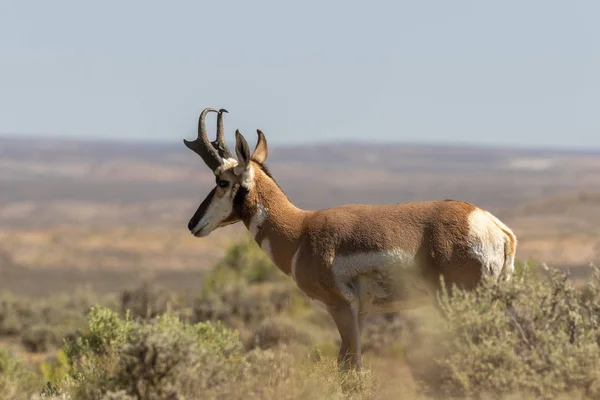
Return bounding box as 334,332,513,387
259,163,274,180
256,162,290,201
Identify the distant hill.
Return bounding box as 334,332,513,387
502,191,600,268
3,135,600,226
1,135,600,280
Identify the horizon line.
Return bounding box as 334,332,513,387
1,131,599,155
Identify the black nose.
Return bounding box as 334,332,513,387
187,217,196,232
188,188,216,232
188,204,203,232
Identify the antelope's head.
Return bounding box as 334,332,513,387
184,108,268,237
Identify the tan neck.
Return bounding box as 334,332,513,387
241,164,310,276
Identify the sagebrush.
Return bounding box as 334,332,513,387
1,239,599,399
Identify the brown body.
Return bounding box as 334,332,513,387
241,164,515,309
184,108,517,372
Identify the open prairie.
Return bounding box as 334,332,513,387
3,136,600,399
2,136,600,294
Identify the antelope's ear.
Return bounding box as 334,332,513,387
251,130,268,165
235,130,251,171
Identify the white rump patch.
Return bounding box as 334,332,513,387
467,209,507,277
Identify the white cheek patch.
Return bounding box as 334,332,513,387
197,191,234,231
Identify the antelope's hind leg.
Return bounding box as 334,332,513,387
327,300,362,372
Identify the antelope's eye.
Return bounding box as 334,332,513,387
218,180,229,188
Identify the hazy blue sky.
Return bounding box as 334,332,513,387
0,0,598,148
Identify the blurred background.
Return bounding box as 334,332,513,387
1,1,600,398
1,0,599,293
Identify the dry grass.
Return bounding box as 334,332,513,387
3,136,600,399
1,239,600,400
0,225,244,272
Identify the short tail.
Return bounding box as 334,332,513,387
487,211,517,281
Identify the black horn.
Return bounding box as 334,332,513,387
183,108,223,171
213,109,234,159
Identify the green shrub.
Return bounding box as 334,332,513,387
0,290,106,354
0,295,32,336
21,324,60,353
119,282,189,320
0,348,44,400
39,349,71,386
194,282,300,326
202,237,283,293
250,315,317,349
411,265,600,399
194,237,316,340
52,306,298,399
5,234,600,400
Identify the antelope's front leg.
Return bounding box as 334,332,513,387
327,300,362,372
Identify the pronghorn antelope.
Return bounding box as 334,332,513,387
184,108,517,371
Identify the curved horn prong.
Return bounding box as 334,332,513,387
183,108,223,171
213,109,234,159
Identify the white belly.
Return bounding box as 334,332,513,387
331,248,434,313
357,273,433,313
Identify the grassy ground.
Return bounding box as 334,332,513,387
1,238,600,399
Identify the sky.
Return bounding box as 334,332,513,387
0,0,598,149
